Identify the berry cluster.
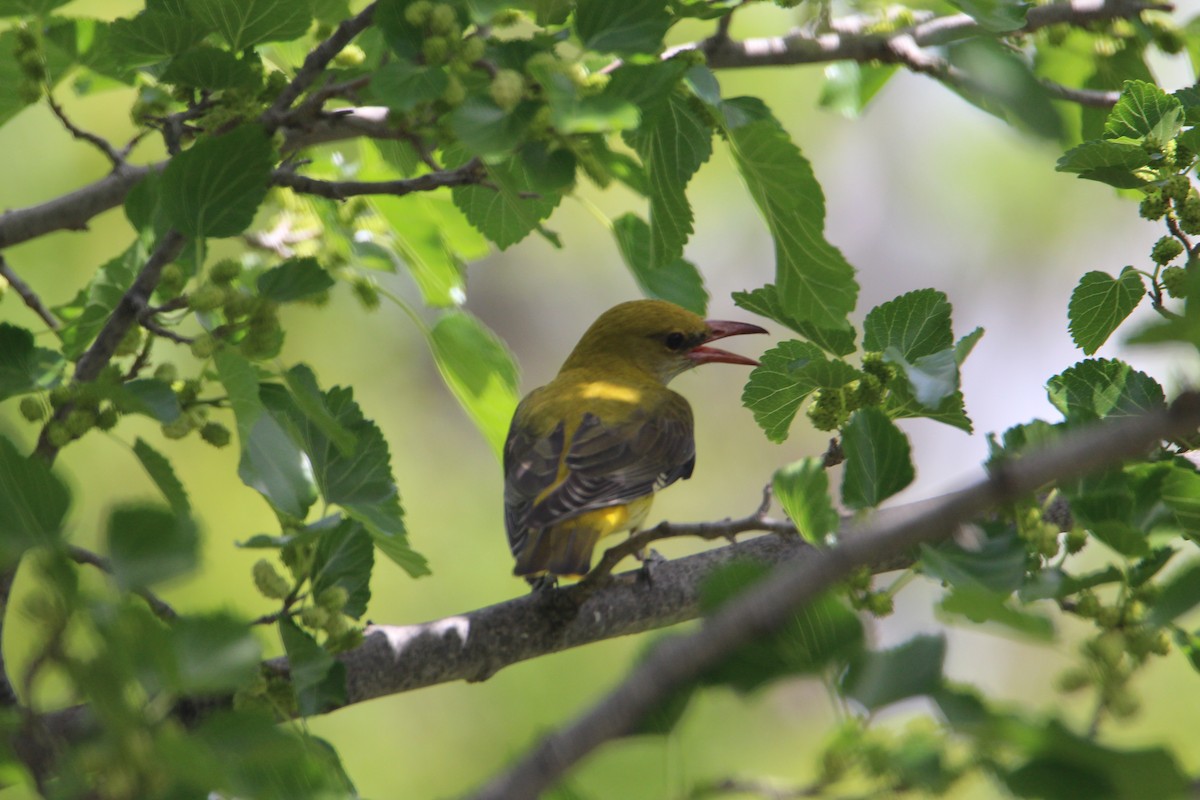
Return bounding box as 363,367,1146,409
805,353,895,432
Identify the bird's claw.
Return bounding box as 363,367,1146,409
635,548,667,585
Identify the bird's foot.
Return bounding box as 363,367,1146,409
635,548,667,585
526,574,558,593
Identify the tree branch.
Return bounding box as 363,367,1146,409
65,546,178,623
271,158,486,200
0,253,59,332
468,391,1200,800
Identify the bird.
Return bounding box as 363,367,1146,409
502,299,767,581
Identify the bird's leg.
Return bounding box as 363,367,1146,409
525,574,558,593
631,528,667,585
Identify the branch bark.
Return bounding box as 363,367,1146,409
468,391,1200,800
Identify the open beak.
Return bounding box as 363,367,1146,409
687,320,769,367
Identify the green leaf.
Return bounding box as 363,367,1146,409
1146,562,1200,627
168,613,261,693
772,457,839,543
448,98,536,159
863,289,953,360
574,0,671,55
1105,79,1183,141
0,323,64,401
529,59,639,135
161,125,274,239
451,157,561,250
626,91,713,268
161,46,260,90
107,10,208,66
133,438,191,514
215,349,317,519
885,346,959,410
0,434,69,567
191,0,314,50
108,378,183,422
310,518,373,619
1056,139,1152,187
54,244,139,360
1162,465,1200,535
1067,269,1145,354
106,504,198,590
741,341,859,442
368,61,448,112
940,584,1055,639
949,39,1062,139
700,561,863,691
841,408,914,509
733,285,856,356
427,311,520,458
372,192,488,306
818,61,897,118
612,213,708,315
842,635,946,711
282,365,357,457
256,257,335,303
260,384,427,576
0,0,71,14
949,0,1030,31
724,105,858,330
279,617,346,716
1046,358,1165,424
954,326,984,365
920,529,1027,594
1063,468,1152,556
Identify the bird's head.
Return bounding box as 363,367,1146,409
561,300,768,384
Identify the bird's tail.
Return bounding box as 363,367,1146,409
513,527,603,579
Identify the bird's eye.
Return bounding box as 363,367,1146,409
664,332,687,351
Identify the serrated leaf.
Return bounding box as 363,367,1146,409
724,106,858,330
282,365,357,457
1145,562,1200,627
955,326,985,365
1068,269,1145,354
215,349,317,519
451,158,560,250
0,0,71,14
1105,79,1183,141
373,192,488,306
886,346,959,409
949,39,1062,139
529,59,639,135
841,408,914,509
1162,465,1200,535
772,458,839,543
311,519,373,619
54,244,139,360
940,584,1054,639
920,529,1027,594
0,323,64,401
427,311,520,458
190,0,314,50
368,61,448,112
0,434,69,567
1046,358,1165,424
574,0,671,55
612,213,708,314
106,504,198,589
133,438,190,514
448,98,536,159
888,385,974,433
168,613,261,693
107,9,207,65
256,257,335,302
161,46,260,90
279,617,346,717
162,125,274,239
733,285,856,356
108,378,182,422
843,635,946,711
1056,139,1152,186
741,342,859,442
863,289,953,360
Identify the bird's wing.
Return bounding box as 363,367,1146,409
503,393,695,556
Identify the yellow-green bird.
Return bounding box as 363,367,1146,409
503,299,767,580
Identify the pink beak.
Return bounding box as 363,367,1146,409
687,320,768,367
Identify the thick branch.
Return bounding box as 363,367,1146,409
469,391,1200,800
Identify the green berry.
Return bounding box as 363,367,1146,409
404,0,433,26
161,417,193,440
422,36,449,66
805,389,847,432
440,74,465,105
300,605,330,629
1180,198,1200,235
177,379,201,405
96,407,119,431
1162,266,1188,299
1065,527,1088,554
47,422,72,448
158,264,185,296
1164,174,1191,204
317,585,349,613
252,559,291,600
154,363,178,383
48,385,74,409
65,409,96,437
853,373,885,408
460,36,486,63
188,284,226,312
1056,668,1091,692
224,291,256,319
351,276,380,310
190,333,218,360
1096,605,1121,630
1139,190,1167,221
489,69,526,112
428,3,458,35
209,259,242,285
199,421,231,448
333,44,366,68
865,592,894,617
860,352,895,386
19,396,45,422
1151,235,1184,265
1110,691,1140,720
114,326,143,357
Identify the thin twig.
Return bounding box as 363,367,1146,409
66,545,178,622
139,315,194,345
0,253,60,332
270,158,486,200
0,568,20,707
45,92,125,168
